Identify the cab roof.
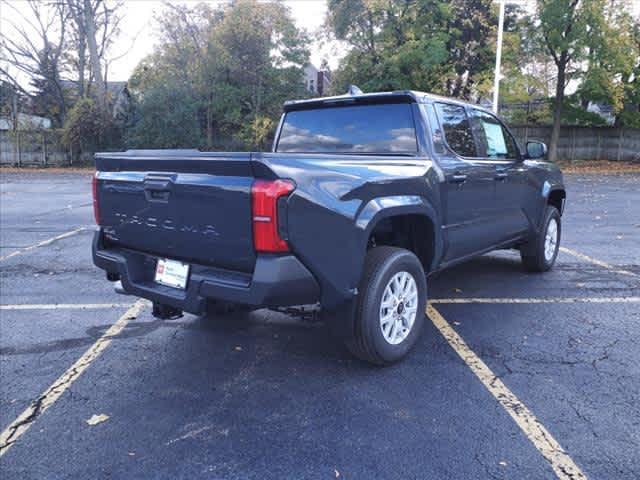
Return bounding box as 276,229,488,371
283,88,490,113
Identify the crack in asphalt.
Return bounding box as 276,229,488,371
0,300,146,457
0,363,82,454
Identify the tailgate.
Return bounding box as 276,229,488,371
95,150,257,273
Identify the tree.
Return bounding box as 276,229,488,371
530,0,637,160
617,17,640,127
0,0,124,130
125,2,222,149
64,0,123,108
61,97,102,152
325,0,449,94
126,0,310,150
445,0,497,98
125,59,203,148
497,4,555,124
213,0,309,145
578,2,636,108
324,0,496,100
0,0,69,126
65,0,123,100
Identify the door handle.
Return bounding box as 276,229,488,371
449,173,468,184
494,172,508,181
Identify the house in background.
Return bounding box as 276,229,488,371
586,102,616,126
0,113,56,166
59,80,132,120
0,113,52,131
304,64,332,96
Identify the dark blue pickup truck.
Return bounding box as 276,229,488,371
93,89,565,365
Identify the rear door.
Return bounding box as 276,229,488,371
96,151,256,273
431,102,501,261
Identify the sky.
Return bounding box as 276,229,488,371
109,0,339,81
2,0,639,85
1,0,340,84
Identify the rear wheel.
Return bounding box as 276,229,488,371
520,206,561,272
346,246,427,365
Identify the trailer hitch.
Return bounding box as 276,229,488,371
152,302,183,320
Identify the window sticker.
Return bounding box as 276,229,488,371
481,121,507,157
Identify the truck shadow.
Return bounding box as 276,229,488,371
0,254,521,358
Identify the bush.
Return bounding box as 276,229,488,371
62,98,121,155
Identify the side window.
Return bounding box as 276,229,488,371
423,104,445,154
434,103,477,157
472,110,518,159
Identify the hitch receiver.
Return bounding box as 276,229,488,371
152,302,183,320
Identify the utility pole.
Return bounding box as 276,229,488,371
492,0,506,114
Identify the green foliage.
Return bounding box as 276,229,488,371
617,110,640,128
61,98,102,150
238,116,276,151
61,97,121,154
561,98,608,126
326,0,496,99
125,0,310,151
576,1,637,113
125,58,203,148
525,0,639,134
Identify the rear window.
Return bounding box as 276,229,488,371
276,104,418,154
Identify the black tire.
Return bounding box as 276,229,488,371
346,246,427,366
520,205,561,272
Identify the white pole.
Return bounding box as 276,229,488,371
493,0,506,113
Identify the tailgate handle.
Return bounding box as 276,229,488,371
144,179,172,202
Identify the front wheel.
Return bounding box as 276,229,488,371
520,206,561,272
346,246,427,365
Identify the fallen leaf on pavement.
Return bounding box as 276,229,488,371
86,413,110,426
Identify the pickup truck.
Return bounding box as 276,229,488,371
92,88,565,365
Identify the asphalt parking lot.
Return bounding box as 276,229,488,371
1,170,639,479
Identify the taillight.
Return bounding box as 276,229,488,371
92,173,100,225
251,179,295,253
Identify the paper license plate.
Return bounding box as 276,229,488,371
154,258,189,290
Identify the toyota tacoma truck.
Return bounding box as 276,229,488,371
92,88,565,365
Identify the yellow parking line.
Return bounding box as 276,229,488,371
0,299,146,457
427,304,587,480
431,296,640,304
559,246,638,278
0,227,87,262
0,303,131,310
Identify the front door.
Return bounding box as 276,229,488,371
470,109,529,241
431,102,501,262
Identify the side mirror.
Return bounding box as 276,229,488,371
526,141,547,160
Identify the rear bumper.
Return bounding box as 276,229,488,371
92,231,320,315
